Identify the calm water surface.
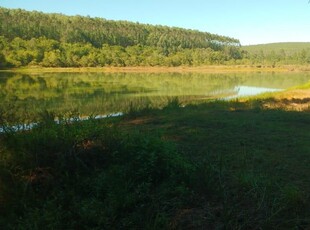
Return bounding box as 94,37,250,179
0,71,309,123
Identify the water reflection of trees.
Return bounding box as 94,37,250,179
0,72,309,123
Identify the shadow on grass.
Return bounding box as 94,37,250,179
0,99,310,229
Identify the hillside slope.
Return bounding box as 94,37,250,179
242,42,310,55
0,7,239,50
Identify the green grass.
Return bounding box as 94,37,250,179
1,99,310,229
293,81,310,90
121,99,310,229
242,42,310,55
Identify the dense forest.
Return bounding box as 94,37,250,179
0,7,310,68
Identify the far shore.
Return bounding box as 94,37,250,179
1,65,310,74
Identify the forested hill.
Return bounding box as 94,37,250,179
0,8,309,68
0,7,245,68
0,7,240,49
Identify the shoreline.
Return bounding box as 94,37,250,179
1,65,310,74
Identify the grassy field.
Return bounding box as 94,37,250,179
123,99,310,228
242,42,310,55
1,87,310,229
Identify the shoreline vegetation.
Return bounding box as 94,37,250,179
1,64,310,73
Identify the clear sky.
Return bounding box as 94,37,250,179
0,0,309,45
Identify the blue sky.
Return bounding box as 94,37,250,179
1,0,309,45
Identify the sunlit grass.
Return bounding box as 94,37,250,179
0,65,293,74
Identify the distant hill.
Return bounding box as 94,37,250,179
0,7,240,50
242,42,310,55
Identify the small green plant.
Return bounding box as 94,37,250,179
163,97,181,111
280,184,306,208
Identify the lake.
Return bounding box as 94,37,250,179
0,71,310,124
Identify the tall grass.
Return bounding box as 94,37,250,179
0,111,195,229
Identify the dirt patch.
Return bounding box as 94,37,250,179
120,117,154,126
278,89,310,100
261,89,310,111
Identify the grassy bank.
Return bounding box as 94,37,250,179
1,94,310,229
239,82,310,111
2,65,309,74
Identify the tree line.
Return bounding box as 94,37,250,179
0,36,244,67
0,7,309,68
